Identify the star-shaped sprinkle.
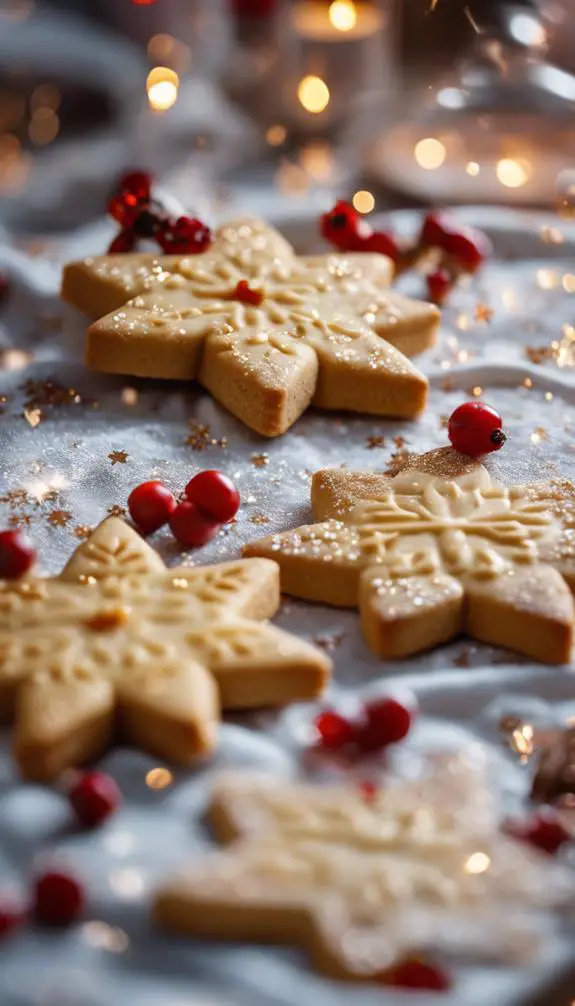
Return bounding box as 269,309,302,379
108,451,129,466
47,510,73,528
366,435,386,449
474,303,494,324
107,505,127,518
74,525,92,540
251,453,269,467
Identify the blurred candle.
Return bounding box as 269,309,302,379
285,1,387,131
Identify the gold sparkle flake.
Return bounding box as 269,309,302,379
471,386,483,398
530,427,548,445
0,489,29,508
107,505,127,518
8,513,31,529
74,525,92,540
250,513,270,525
47,509,73,528
384,449,409,476
108,451,129,466
366,435,386,449
251,453,269,467
23,407,42,428
185,421,227,451
474,303,493,324
146,767,173,790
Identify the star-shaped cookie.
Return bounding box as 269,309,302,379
62,217,439,436
0,518,330,781
154,762,571,979
245,447,575,664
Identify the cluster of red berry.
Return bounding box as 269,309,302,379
320,201,490,305
0,770,121,935
107,171,212,256
128,469,240,547
314,692,416,758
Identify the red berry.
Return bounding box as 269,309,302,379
426,267,452,305
107,192,142,229
128,481,176,535
119,170,152,202
170,501,220,548
447,401,506,457
382,958,451,991
361,231,400,263
0,893,26,939
158,216,212,254
0,529,36,580
358,694,416,753
419,211,490,271
33,870,84,926
358,779,378,803
0,275,10,306
420,211,449,249
320,200,369,252
235,279,264,306
314,710,358,750
185,470,240,523
443,226,489,272
108,230,138,254
507,809,571,856
69,771,122,828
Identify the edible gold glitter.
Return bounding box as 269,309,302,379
250,513,270,525
74,525,92,540
536,268,560,290
510,723,534,762
108,505,127,518
46,509,72,528
146,767,174,790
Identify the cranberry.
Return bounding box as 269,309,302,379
235,279,264,307
185,470,240,524
0,529,36,580
361,231,400,263
358,694,416,753
320,200,368,252
426,267,452,305
158,216,212,254
119,170,152,202
382,958,451,991
507,808,571,856
33,870,85,926
170,501,220,548
107,192,142,230
0,893,26,939
108,230,138,254
313,710,358,750
69,771,122,828
128,481,176,535
447,401,506,457
420,211,449,249
419,211,489,271
443,226,489,272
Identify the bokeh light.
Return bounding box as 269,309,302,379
147,67,179,112
328,1,357,32
496,157,531,188
414,137,446,170
297,76,330,114
352,190,375,213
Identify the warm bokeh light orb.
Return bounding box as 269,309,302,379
297,75,330,114
414,137,446,170
328,0,358,32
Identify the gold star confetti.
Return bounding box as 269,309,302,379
74,525,92,540
393,435,406,448
23,407,42,428
474,303,493,324
384,449,409,476
313,630,345,651
0,489,29,508
251,453,269,467
366,435,386,449
108,451,129,466
249,513,270,525
32,487,60,508
47,509,73,528
8,514,32,529
107,505,127,518
185,421,227,451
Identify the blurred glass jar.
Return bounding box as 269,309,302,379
366,3,575,205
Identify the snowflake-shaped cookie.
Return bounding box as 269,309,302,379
0,518,330,780
62,217,439,436
245,447,575,663
154,759,572,978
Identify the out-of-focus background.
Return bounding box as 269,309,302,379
0,0,574,232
